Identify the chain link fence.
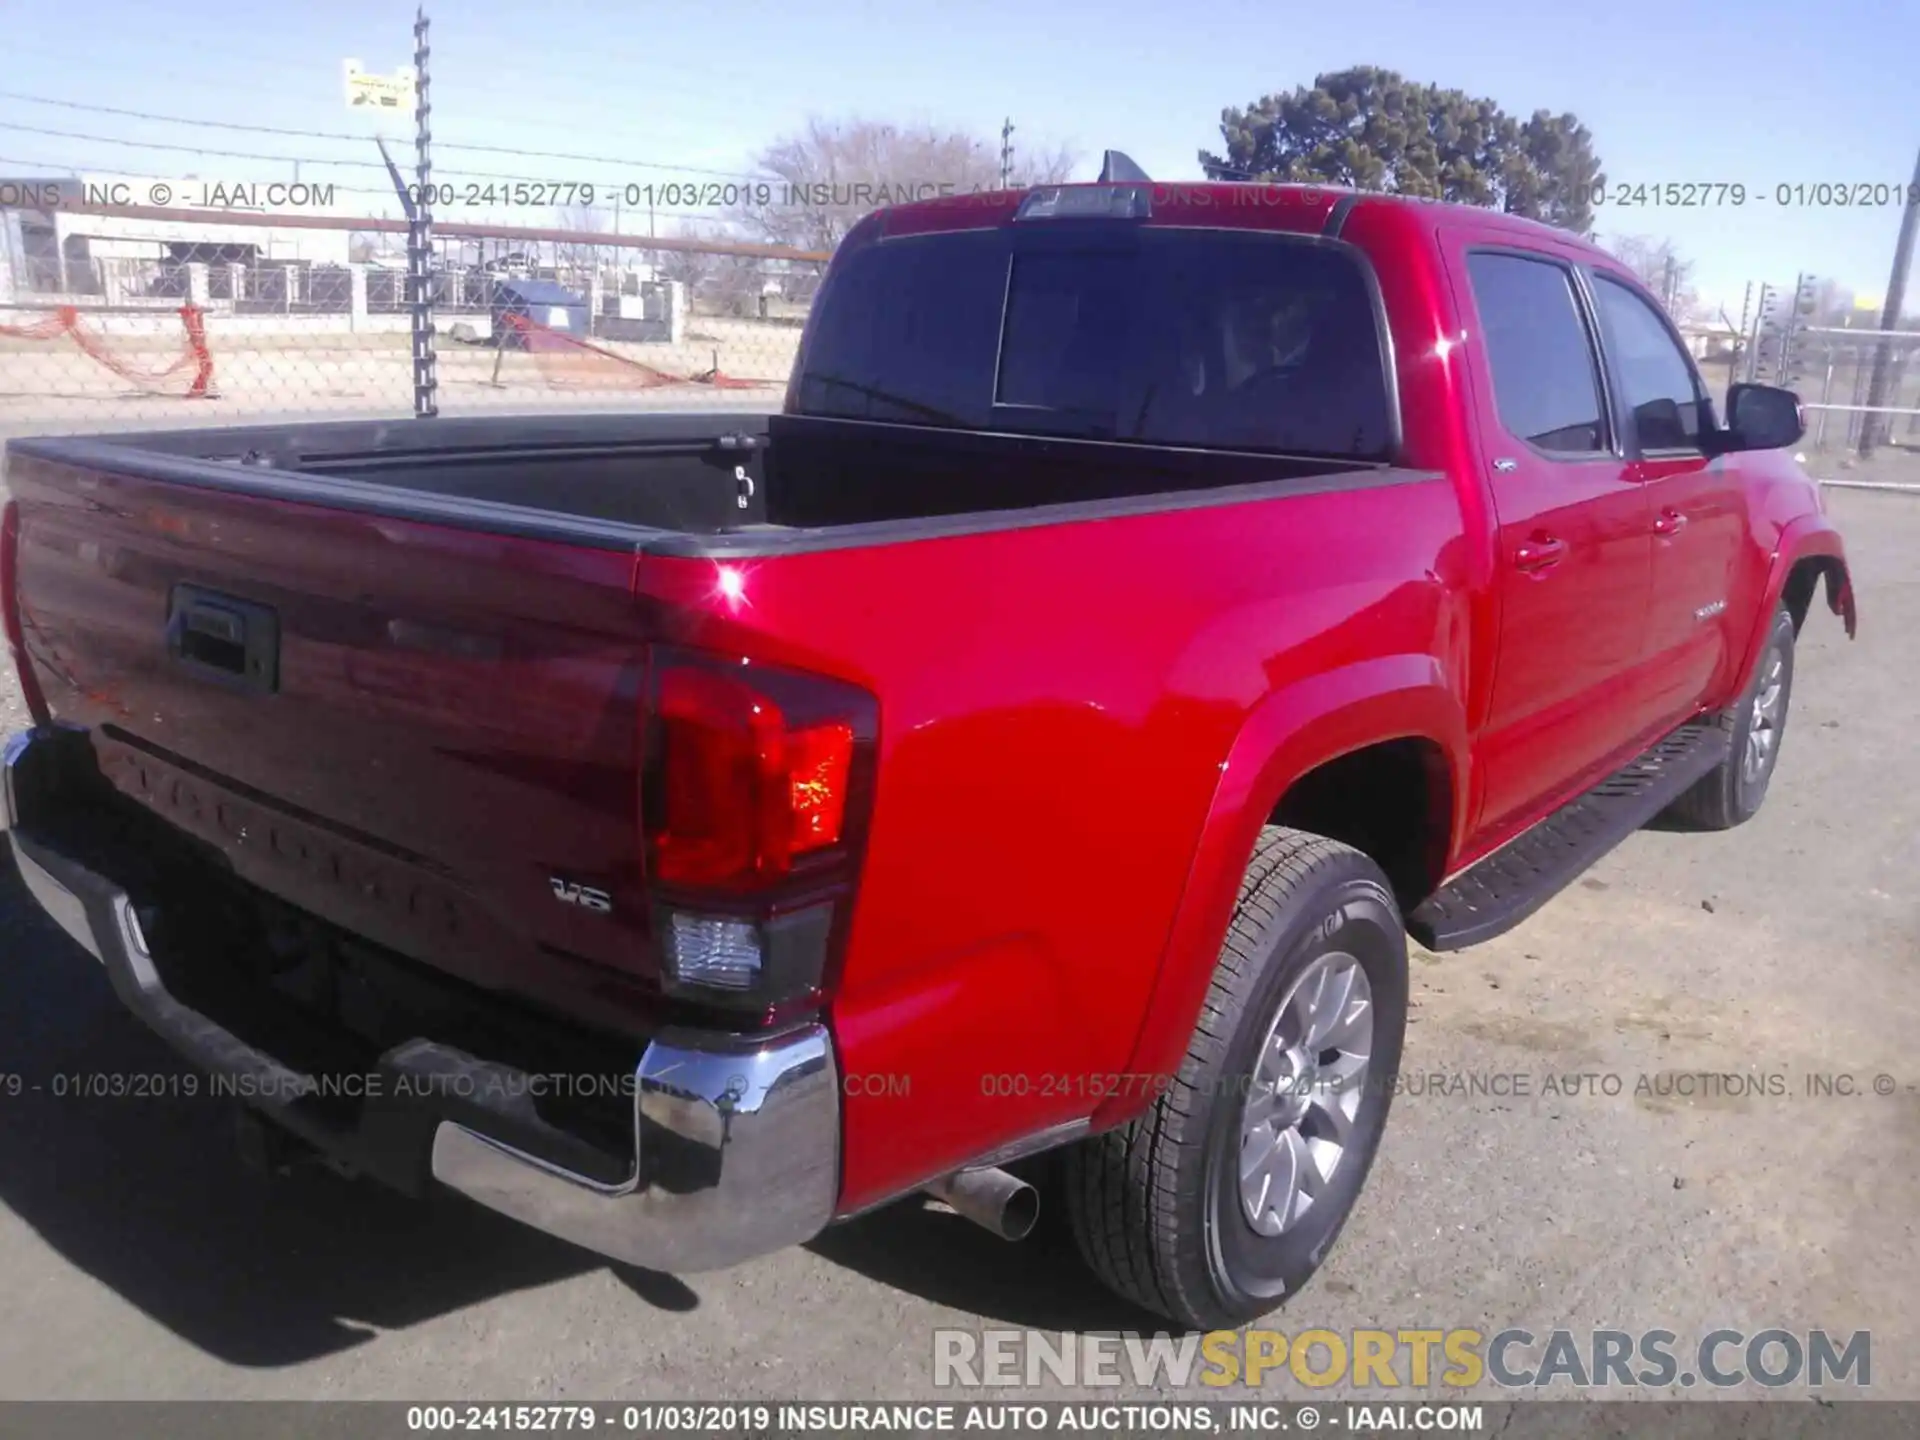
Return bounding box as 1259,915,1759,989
6,196,1920,487
1779,331,1920,453
0,204,825,433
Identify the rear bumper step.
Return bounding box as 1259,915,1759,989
1407,719,1729,952
3,726,841,1274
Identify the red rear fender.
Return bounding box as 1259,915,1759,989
1090,655,1467,1129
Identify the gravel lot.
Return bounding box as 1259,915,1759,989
0,448,1915,1406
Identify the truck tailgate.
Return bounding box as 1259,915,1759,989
7,449,662,1029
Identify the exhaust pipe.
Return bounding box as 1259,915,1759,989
924,1166,1040,1241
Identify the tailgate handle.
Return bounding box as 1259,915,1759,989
181,602,244,645
166,585,280,694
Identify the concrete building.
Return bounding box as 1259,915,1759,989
1,173,351,305
2,173,686,342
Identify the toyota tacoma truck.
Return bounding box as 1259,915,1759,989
1,176,1855,1329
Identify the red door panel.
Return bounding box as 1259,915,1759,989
1584,271,1753,723
1638,455,1745,717
1441,237,1655,839
1480,454,1652,830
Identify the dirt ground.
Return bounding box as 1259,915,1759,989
0,441,1915,1409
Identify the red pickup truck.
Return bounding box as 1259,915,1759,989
1,178,1854,1329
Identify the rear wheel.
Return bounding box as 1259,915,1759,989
1666,604,1796,831
1063,827,1408,1329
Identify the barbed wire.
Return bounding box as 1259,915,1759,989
0,90,375,144
0,90,775,182
0,40,786,155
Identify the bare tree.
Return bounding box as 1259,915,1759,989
653,221,768,317
551,203,611,288
348,230,404,265
1603,233,1701,322
733,116,1078,253
1808,277,1858,328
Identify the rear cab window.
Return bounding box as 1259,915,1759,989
791,223,1396,462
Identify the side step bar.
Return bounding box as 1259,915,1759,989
1407,719,1730,952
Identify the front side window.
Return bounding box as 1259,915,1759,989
1465,252,1608,455
1592,275,1709,451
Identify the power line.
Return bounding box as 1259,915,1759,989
1,39,769,146
0,119,765,200
0,89,367,143
0,88,774,181
442,139,766,182
0,119,390,169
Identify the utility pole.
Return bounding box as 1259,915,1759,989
999,118,1015,190
1860,139,1920,457
410,6,438,418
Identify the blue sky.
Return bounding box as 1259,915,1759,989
4,0,1916,312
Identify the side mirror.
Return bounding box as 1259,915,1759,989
1715,383,1805,453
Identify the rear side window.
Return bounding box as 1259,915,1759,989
1591,275,1708,451
792,226,1393,460
1465,252,1607,455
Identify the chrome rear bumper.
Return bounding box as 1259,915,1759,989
3,725,841,1273
429,1027,838,1272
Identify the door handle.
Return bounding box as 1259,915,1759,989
1513,533,1568,573
1654,508,1689,536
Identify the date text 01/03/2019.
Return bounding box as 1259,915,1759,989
1588,181,1920,208
397,179,1920,210
397,181,968,211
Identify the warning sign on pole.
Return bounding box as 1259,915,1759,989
343,59,417,114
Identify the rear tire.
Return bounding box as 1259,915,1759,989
1665,604,1796,831
1063,826,1408,1329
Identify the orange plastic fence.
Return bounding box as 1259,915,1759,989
0,304,217,398
499,312,775,390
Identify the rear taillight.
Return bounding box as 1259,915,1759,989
642,645,876,1017
0,501,49,724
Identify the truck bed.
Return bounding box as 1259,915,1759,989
4,410,1441,1188
11,411,1385,554
6,404,1456,1221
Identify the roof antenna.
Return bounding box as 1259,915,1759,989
1098,150,1150,184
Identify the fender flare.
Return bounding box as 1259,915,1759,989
1090,654,1467,1130
1737,516,1854,691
